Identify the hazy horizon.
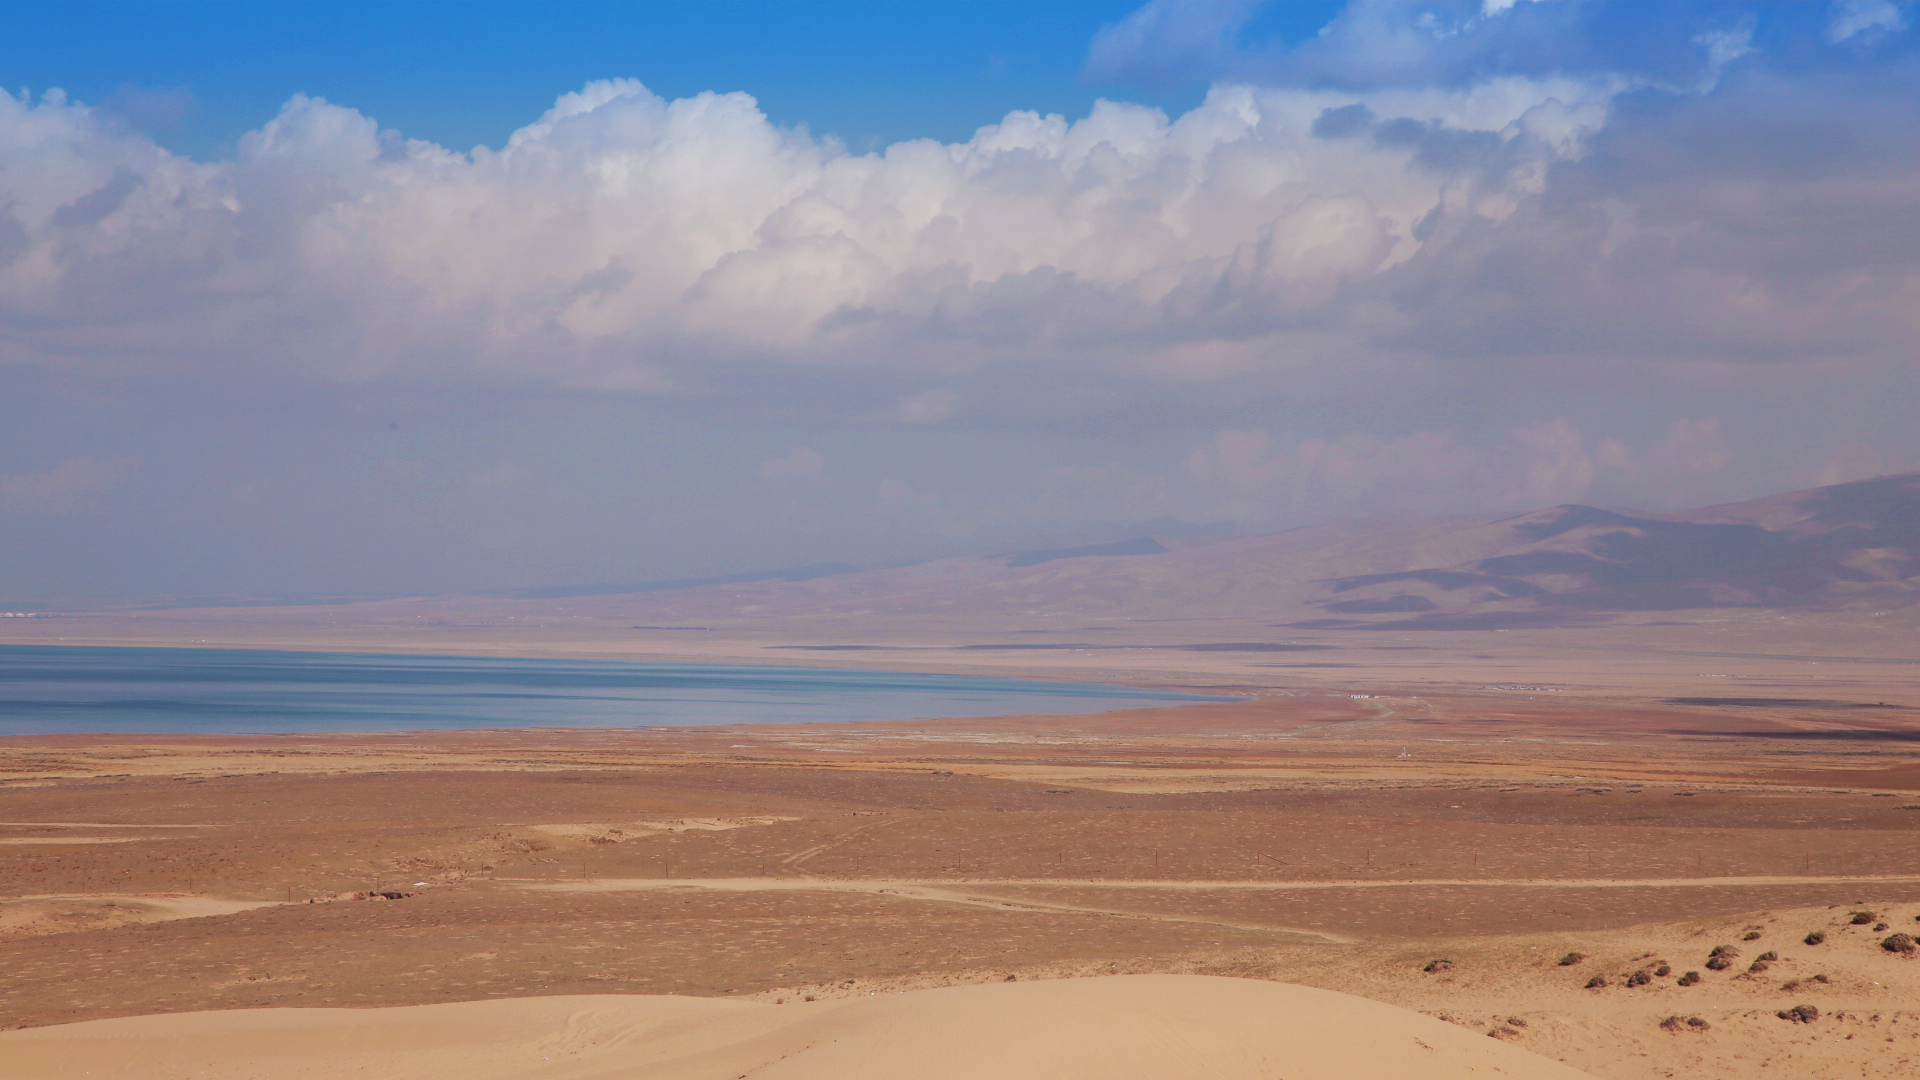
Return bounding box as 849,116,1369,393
6,0,1919,599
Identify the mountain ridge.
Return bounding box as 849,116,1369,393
529,472,1920,629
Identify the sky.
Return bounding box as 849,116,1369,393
3,0,1918,599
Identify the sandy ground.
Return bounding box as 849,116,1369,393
4,619,1920,1077
0,974,1599,1080
0,895,274,941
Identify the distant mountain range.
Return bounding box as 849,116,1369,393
1288,469,1920,628
32,473,1917,628
529,472,1920,629
485,538,1193,601
488,562,859,600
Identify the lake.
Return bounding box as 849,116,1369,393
0,645,1223,735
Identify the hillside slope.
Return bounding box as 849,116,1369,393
510,473,1920,628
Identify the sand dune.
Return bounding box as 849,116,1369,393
0,895,275,942
0,974,1594,1079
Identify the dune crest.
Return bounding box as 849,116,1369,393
1,974,1593,1079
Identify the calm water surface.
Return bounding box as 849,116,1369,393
0,645,1223,734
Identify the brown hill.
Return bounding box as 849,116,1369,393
501,472,1920,630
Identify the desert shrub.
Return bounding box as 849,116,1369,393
1813,974,1829,983
1805,931,1826,945
1758,951,1778,962
1748,960,1771,974
1585,974,1608,989
1677,971,1702,986
1779,1004,1820,1023
1558,951,1585,966
1661,1015,1711,1032
1705,955,1734,971
1424,958,1455,973
1875,922,1890,932
1506,1016,1528,1027
1627,969,1653,987
1882,933,1917,955
1743,930,1762,941
1654,964,1671,977
1851,911,1877,925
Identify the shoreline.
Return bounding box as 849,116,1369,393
0,641,1242,741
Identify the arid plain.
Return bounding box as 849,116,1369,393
5,475,1920,1078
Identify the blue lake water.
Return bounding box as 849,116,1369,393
0,645,1224,735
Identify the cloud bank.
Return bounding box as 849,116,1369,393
3,0,1918,594
2,73,1620,391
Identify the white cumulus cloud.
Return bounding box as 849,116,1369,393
0,76,1616,391
1827,0,1906,42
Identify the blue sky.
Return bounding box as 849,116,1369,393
6,1,1347,157
2,1,1918,598
7,1,1861,159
